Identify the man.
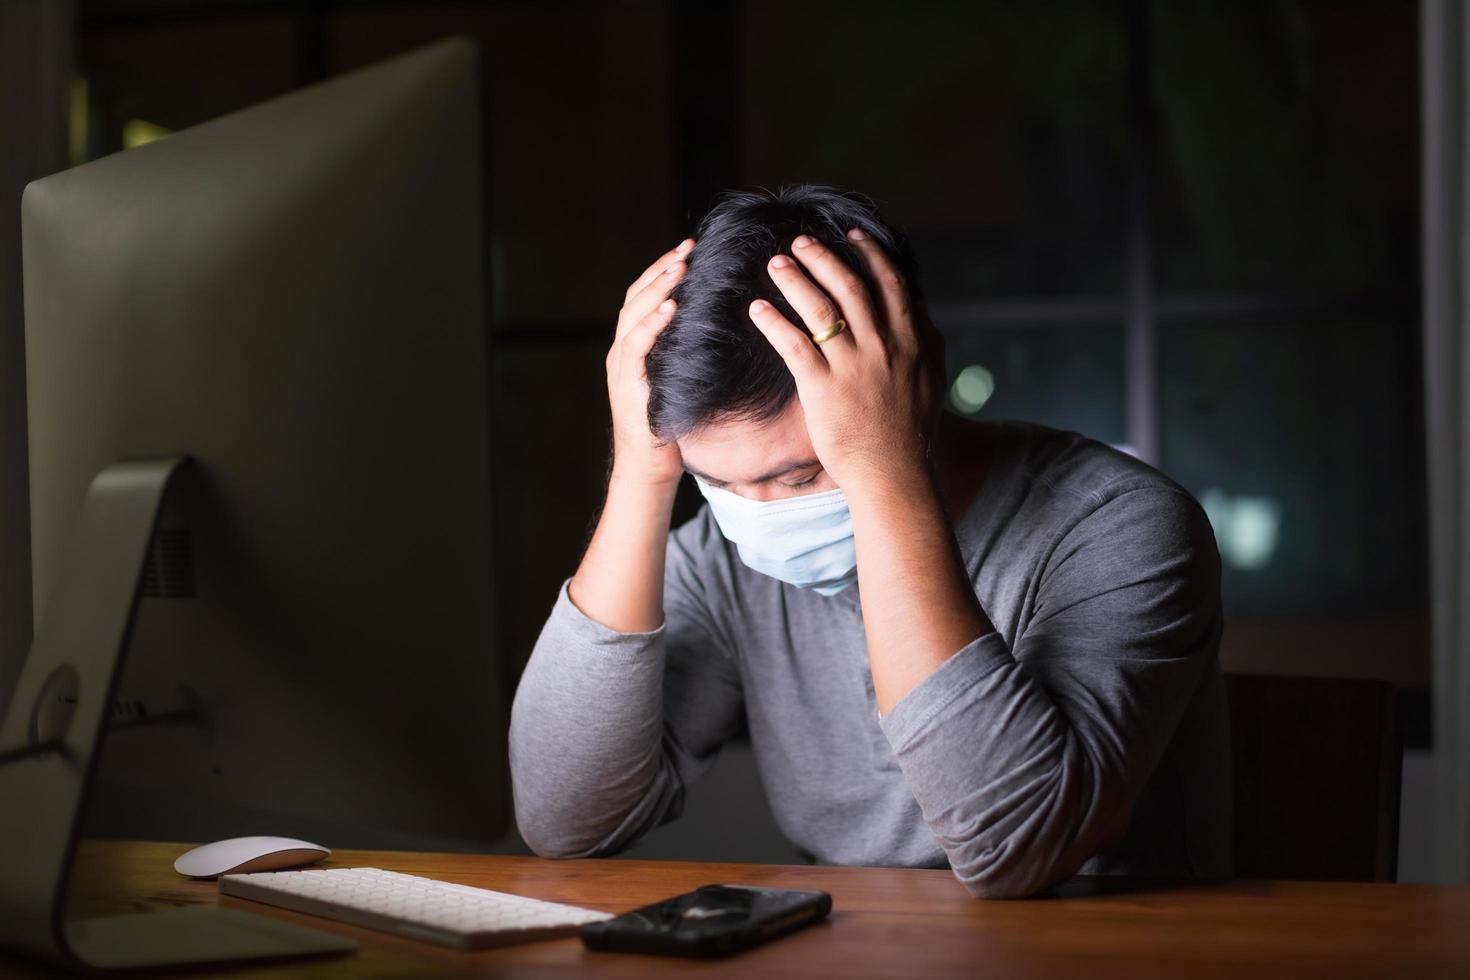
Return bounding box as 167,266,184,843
509,185,1229,898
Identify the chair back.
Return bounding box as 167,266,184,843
1226,673,1401,881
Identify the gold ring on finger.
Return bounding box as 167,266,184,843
811,319,848,345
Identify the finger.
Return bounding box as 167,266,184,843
619,258,686,338
625,239,694,301
747,298,828,383
788,234,881,344
624,297,677,362
624,239,694,305
843,228,912,339
765,253,856,353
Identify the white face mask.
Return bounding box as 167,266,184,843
693,477,858,596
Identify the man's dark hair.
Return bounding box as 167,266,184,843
646,184,923,441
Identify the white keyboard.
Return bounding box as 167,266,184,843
219,867,613,950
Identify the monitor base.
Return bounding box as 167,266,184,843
0,457,357,972
65,907,356,970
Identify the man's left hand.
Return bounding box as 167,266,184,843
747,229,941,494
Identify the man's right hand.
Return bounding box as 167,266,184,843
606,239,693,489
568,240,694,631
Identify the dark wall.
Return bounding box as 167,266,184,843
3,1,1427,860
66,1,1426,697
0,0,71,725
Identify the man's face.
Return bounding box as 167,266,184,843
676,398,838,501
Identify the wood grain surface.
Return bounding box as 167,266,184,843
0,839,1464,978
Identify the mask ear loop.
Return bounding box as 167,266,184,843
919,307,946,466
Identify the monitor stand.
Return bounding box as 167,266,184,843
0,457,357,972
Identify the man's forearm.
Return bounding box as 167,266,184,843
510,575,678,858
568,469,679,633
846,466,993,715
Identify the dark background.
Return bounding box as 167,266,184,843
7,0,1432,869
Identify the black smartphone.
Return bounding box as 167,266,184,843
579,883,832,958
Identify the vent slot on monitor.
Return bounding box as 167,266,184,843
139,528,195,598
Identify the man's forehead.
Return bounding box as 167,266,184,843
677,406,815,484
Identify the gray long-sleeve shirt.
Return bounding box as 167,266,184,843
509,421,1231,898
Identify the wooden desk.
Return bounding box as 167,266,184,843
4,840,1468,978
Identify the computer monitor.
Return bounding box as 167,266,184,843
17,38,503,850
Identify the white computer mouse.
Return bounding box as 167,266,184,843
174,836,331,879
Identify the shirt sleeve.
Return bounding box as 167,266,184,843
507,508,745,858
878,481,1224,898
